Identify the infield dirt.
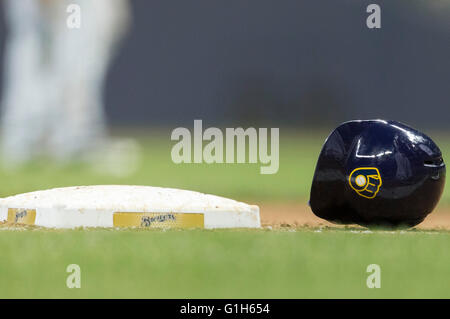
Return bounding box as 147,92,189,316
260,202,450,230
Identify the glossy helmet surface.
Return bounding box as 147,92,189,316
310,120,446,228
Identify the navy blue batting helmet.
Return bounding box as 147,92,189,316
310,120,446,228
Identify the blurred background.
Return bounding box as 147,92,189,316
0,0,448,203
1,1,450,300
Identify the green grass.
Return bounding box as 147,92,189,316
0,130,321,201
0,130,450,298
1,227,450,298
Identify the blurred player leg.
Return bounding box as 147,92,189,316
0,0,52,164
47,0,131,160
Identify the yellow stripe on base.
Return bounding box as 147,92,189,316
7,208,36,225
113,212,204,229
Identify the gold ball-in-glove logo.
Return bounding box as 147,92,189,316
349,167,382,199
